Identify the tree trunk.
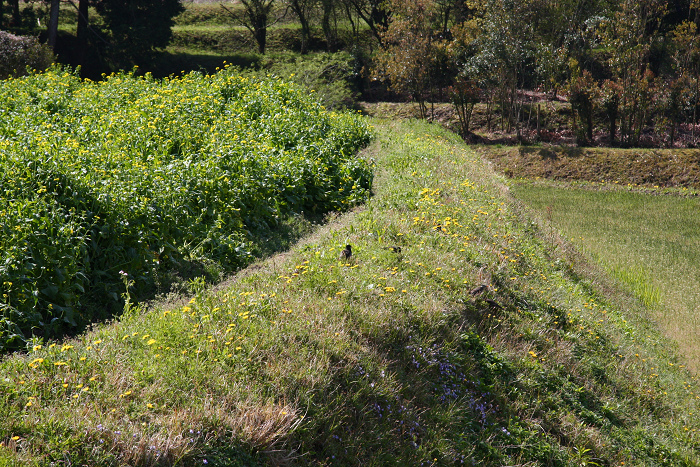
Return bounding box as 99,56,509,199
342,1,357,39
10,0,20,27
288,0,310,54
301,20,310,54
321,0,336,52
48,0,61,51
254,22,267,54
76,0,90,68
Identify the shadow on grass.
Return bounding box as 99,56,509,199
149,50,262,78
518,146,586,160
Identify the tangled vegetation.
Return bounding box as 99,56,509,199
1,119,699,466
0,66,372,350
0,31,53,80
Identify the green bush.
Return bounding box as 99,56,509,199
256,52,358,109
0,31,53,79
170,28,250,53
0,66,372,349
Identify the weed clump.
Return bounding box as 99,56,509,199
0,66,371,350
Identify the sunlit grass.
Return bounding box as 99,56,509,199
512,182,700,371
2,119,700,465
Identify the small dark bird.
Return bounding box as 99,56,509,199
383,246,402,253
469,284,488,296
340,244,352,261
484,298,502,310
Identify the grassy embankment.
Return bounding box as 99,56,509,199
3,117,700,465
481,145,700,373
511,184,700,372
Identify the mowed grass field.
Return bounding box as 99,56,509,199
512,182,700,371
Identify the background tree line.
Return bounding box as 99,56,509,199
3,0,700,146
371,0,700,146
0,0,184,76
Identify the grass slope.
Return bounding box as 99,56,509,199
2,119,700,466
512,182,700,373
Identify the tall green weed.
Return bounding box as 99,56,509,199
0,66,371,349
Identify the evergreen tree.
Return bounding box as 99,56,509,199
94,0,184,68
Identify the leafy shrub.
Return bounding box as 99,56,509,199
0,66,372,349
257,52,358,109
0,31,53,79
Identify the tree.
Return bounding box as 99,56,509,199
598,79,622,144
373,0,440,118
284,0,315,54
568,69,596,143
74,0,90,69
47,0,60,51
433,0,475,35
671,17,700,141
222,0,276,54
320,0,339,51
464,0,537,141
598,0,668,144
345,0,392,47
450,76,480,136
94,0,184,68
5,0,20,28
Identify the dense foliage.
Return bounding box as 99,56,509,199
0,31,53,80
93,0,184,68
0,67,372,350
369,0,700,146
7,0,699,146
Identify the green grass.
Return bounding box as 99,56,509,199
511,181,700,372
174,2,239,27
2,118,700,465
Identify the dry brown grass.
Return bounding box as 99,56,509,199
481,145,700,190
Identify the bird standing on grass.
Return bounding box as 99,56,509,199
340,244,352,261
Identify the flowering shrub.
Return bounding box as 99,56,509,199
0,31,54,80
0,66,372,349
